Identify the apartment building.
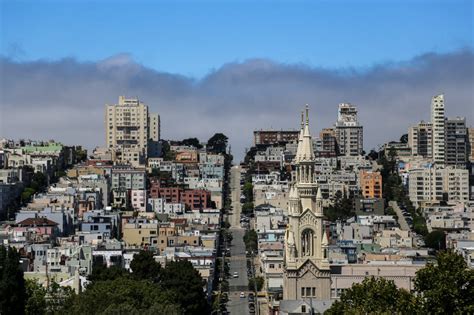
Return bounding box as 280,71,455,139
359,170,383,199
445,117,467,167
408,121,433,158
334,103,363,156
253,130,300,145
319,128,338,157
468,127,474,162
408,166,469,207
431,94,445,165
122,219,159,247
105,96,160,161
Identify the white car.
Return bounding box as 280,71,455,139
233,272,239,278
240,292,246,298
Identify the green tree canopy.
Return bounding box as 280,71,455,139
160,260,208,314
207,133,228,154
0,246,26,315
414,250,474,314
130,250,161,281
181,137,203,149
424,230,446,251
69,277,179,315
400,133,408,143
326,276,418,315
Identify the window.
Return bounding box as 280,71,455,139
301,287,305,297
301,305,306,313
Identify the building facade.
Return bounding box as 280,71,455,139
431,94,445,165
408,166,469,207
283,108,331,300
105,96,160,161
408,121,433,158
254,130,300,145
359,170,383,199
445,117,467,167
334,103,363,156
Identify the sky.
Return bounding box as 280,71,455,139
1,0,473,160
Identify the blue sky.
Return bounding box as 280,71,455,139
1,0,473,78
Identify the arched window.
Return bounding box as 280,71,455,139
301,229,314,256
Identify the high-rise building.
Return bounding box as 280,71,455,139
445,117,467,167
468,127,474,162
283,107,330,301
318,128,337,157
105,96,160,162
334,103,363,156
431,94,445,165
408,121,433,158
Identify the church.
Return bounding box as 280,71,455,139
283,106,331,301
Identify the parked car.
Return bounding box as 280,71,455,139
233,272,239,278
240,292,246,298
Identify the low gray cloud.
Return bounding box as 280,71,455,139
1,49,473,161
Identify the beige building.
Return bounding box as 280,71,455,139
330,264,423,298
408,166,469,207
122,220,159,247
374,228,414,248
105,96,160,162
408,121,432,158
283,107,331,301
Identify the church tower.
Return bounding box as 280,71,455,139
283,106,331,300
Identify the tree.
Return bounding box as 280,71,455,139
181,137,203,149
400,133,408,143
414,250,474,314
160,260,208,314
244,230,258,253
130,250,161,281
69,277,179,315
25,280,47,315
207,133,228,154
367,149,379,161
88,258,128,283
424,230,446,251
242,202,254,215
324,190,354,221
0,246,26,315
248,276,264,291
326,276,419,315
242,182,254,202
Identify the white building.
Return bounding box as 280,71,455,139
431,94,445,165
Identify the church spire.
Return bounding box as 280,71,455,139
295,105,315,163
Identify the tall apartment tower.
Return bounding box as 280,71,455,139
318,128,337,157
408,121,433,158
283,107,331,301
431,94,445,165
445,117,467,167
334,103,363,156
105,96,160,159
468,128,474,162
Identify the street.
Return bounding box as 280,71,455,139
226,165,250,315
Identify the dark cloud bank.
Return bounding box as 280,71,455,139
1,50,473,161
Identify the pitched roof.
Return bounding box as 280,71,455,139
16,217,58,226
